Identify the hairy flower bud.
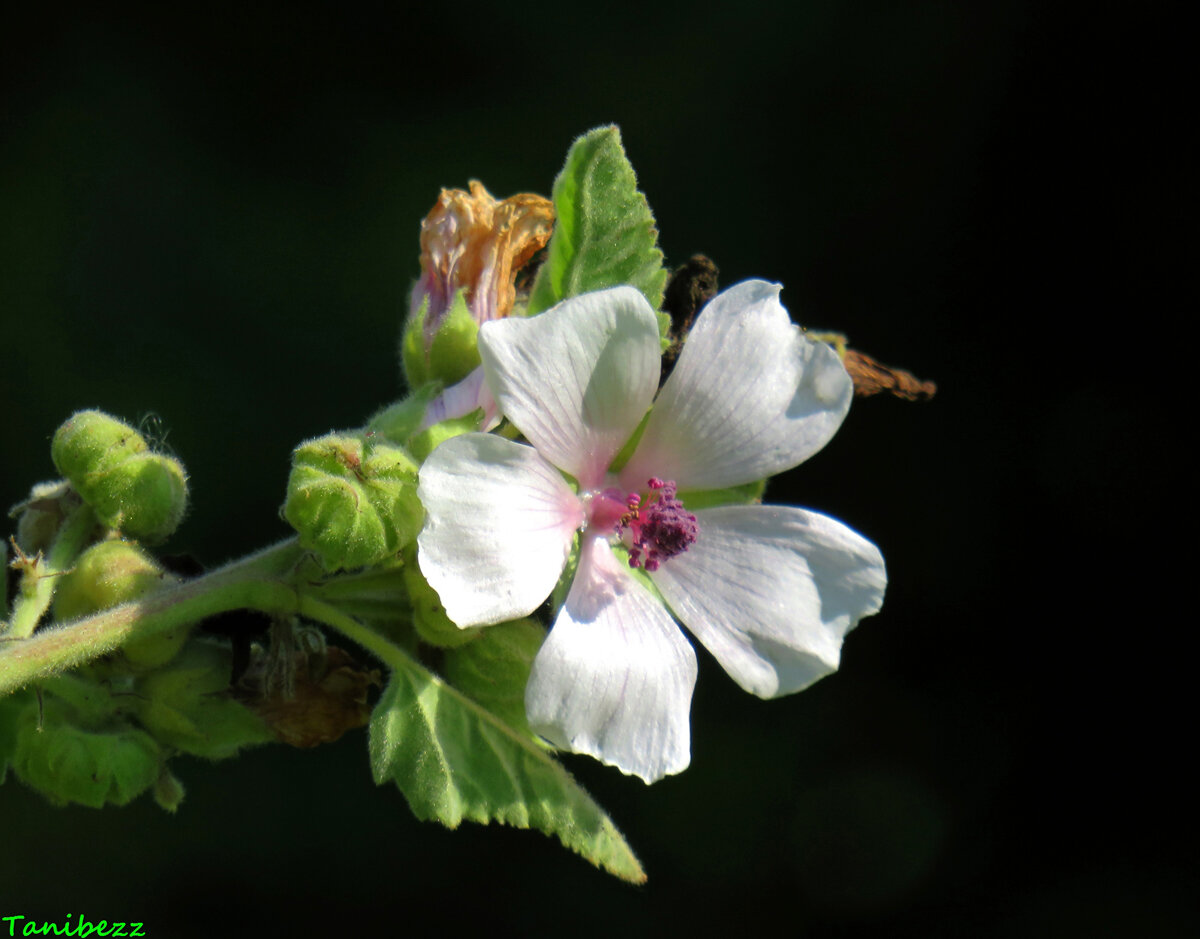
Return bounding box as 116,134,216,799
52,540,189,668
443,618,547,735
284,433,423,572
53,539,174,621
51,410,188,543
402,181,554,388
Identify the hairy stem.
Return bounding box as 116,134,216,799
0,539,305,694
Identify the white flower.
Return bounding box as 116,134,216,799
417,281,887,783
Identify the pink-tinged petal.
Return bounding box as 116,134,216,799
419,366,501,431
478,287,661,488
417,433,584,627
525,536,698,784
622,280,853,492
651,505,886,698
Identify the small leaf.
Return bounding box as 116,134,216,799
12,697,161,808
369,638,646,883
528,126,667,315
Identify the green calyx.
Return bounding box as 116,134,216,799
284,433,423,572
368,385,440,449
51,410,188,544
406,408,484,464
401,290,482,389
404,550,481,649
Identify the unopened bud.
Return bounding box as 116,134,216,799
51,410,188,543
53,540,187,666
284,433,423,572
54,539,173,620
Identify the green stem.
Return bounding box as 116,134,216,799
0,570,299,696
4,503,97,639
201,537,306,582
298,595,405,670
0,536,411,696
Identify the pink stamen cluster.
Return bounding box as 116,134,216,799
616,478,699,572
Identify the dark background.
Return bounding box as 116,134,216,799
1,3,1187,936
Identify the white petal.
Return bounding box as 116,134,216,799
478,287,661,488
525,536,698,783
419,366,501,431
417,433,583,627
651,505,886,698
622,280,852,492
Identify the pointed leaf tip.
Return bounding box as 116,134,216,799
369,639,646,883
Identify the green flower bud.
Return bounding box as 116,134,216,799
53,539,171,619
51,410,188,543
53,540,190,668
442,618,546,735
134,639,274,760
284,433,423,572
153,768,186,813
10,479,81,555
11,695,162,808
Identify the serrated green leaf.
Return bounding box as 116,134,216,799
369,639,646,883
528,126,667,315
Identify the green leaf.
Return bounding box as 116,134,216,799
680,478,768,510
528,126,667,315
133,639,274,760
369,639,646,884
11,696,161,808
442,618,546,735
0,691,33,785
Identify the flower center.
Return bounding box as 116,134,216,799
610,477,699,572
